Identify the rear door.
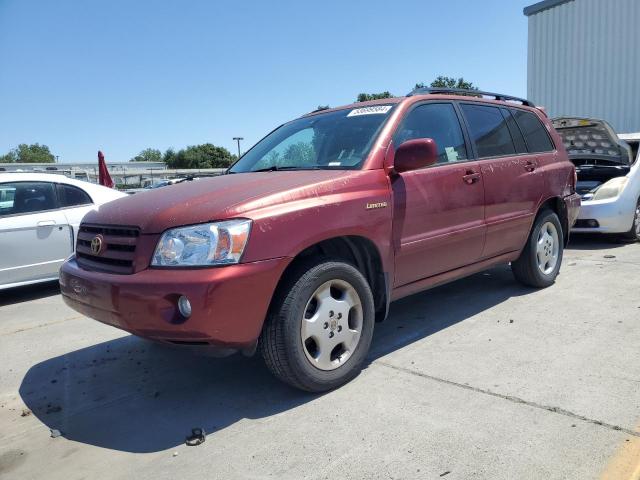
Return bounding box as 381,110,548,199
459,103,546,258
0,181,73,287
391,102,486,286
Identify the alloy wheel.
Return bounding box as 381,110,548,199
300,279,363,371
536,221,560,275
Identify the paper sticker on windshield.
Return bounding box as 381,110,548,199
347,105,392,117
445,147,458,162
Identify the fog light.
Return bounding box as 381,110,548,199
178,296,192,318
587,219,599,228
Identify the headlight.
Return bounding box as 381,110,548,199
152,219,251,267
592,177,629,201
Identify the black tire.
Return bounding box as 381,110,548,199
618,197,640,243
260,260,375,392
512,209,564,288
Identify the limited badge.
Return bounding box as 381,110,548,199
366,202,388,210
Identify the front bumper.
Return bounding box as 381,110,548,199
60,256,290,350
571,196,635,234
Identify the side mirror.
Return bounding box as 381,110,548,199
393,138,438,173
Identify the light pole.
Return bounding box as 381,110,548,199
233,137,244,159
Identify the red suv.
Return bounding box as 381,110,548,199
60,88,580,392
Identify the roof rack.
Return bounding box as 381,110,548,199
407,87,536,107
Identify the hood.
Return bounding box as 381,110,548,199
552,117,632,165
83,170,355,233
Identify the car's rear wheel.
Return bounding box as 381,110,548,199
512,209,564,288
260,260,375,392
619,197,640,242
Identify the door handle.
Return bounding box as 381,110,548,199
37,220,56,227
463,171,481,184
525,161,536,172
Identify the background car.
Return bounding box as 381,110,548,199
0,173,126,289
553,118,640,241
143,177,189,189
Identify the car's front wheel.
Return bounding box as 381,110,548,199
260,260,375,392
512,209,564,288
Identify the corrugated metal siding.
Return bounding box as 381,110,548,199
527,0,640,133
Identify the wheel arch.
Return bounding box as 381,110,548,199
271,235,389,323
538,196,570,246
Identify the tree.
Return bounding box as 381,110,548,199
0,151,17,163
163,144,237,169
356,91,393,102
1,143,55,163
130,148,162,162
416,76,478,91
162,148,177,166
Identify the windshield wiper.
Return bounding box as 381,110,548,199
251,166,322,172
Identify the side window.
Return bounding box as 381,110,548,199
500,108,528,154
57,184,92,207
460,104,516,158
394,103,468,164
0,182,58,216
511,109,555,153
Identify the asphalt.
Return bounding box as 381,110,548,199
0,236,639,480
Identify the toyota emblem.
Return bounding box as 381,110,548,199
90,235,104,255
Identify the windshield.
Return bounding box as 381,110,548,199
229,105,395,173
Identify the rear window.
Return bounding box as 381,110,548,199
512,110,555,153
460,104,515,158
57,184,92,207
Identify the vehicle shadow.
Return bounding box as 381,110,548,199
0,281,60,307
566,233,631,250
19,264,531,453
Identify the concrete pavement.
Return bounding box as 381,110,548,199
1,236,639,479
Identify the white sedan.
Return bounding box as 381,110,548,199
0,173,126,289
553,118,640,242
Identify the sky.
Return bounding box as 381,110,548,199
0,0,535,162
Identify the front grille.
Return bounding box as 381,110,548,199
76,224,140,274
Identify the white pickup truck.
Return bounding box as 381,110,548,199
552,118,640,242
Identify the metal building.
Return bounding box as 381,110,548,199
524,0,640,133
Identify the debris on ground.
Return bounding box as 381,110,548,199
20,409,31,417
604,255,616,259
440,471,451,477
509,319,514,324
50,428,62,438
185,428,206,446
173,451,179,457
